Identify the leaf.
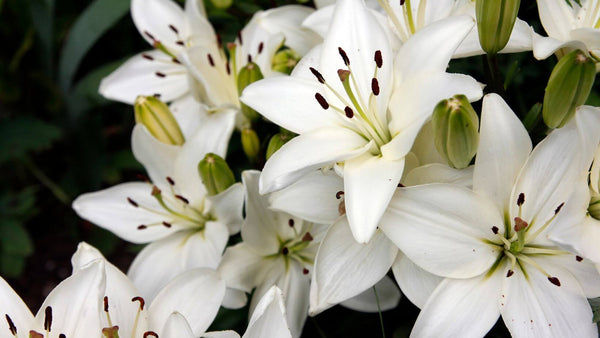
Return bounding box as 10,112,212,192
0,187,38,218
0,220,34,256
0,254,26,278
0,117,62,163
58,0,130,91
28,0,55,74
591,297,600,323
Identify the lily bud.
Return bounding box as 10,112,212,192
271,48,301,75
542,49,596,129
432,95,480,169
238,62,264,121
198,153,236,196
266,132,294,160
476,0,521,54
241,128,261,161
210,0,232,9
134,96,185,145
589,194,600,220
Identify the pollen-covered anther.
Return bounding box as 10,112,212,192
144,31,156,41
172,58,181,64
142,54,154,61
144,332,159,338
155,72,166,78
44,306,53,332
491,226,499,234
288,219,295,227
309,67,326,84
517,193,525,206
166,177,175,186
162,221,172,228
258,42,264,54
338,47,350,66
207,54,215,67
303,268,309,275
513,217,528,232
168,24,179,34
315,93,329,110
127,198,139,208
103,296,109,312
247,54,252,63
576,256,583,262
344,106,354,118
554,202,565,214
132,296,146,310
547,276,561,287
506,269,514,277
136,174,150,182
371,78,380,96
374,50,383,68
175,195,189,204
176,40,184,46
137,225,147,230
5,314,17,335
302,232,313,242
336,191,344,199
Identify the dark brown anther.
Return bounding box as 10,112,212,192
225,62,231,75
338,47,350,66
176,40,185,46
175,195,189,204
309,67,326,84
153,93,162,98
59,334,66,338
155,72,166,78
315,93,329,110
288,219,295,227
207,54,215,67
169,24,179,34
336,191,344,199
172,58,181,64
237,31,243,45
103,296,109,312
143,332,159,338
374,50,383,68
337,69,350,82
5,314,16,335
44,306,52,332
514,217,528,232
400,0,405,5
491,226,499,234
136,174,150,182
555,202,565,215
162,222,172,228
303,268,309,275
166,177,175,185
576,256,583,262
142,54,154,61
397,183,405,188
132,296,146,310
144,31,156,41
282,247,289,255
506,270,514,277
371,78,380,96
151,186,161,196
344,106,354,118
137,225,147,230
302,232,313,242
548,276,561,287
247,54,252,63
517,193,525,206
258,42,264,54
127,198,139,208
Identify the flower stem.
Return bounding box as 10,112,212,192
482,54,506,97
373,286,386,338
24,156,70,205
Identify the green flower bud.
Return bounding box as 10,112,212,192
241,128,261,161
266,132,294,160
237,62,264,121
589,195,600,221
210,0,232,9
432,95,480,169
271,48,301,75
476,0,521,54
198,153,236,196
134,96,185,145
543,49,596,129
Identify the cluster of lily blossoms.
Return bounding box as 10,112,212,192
4,0,600,336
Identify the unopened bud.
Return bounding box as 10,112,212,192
134,96,185,145
589,195,600,221
432,95,480,169
543,50,596,129
266,132,294,160
238,62,264,121
198,153,236,196
241,128,260,161
210,0,232,9
476,0,521,54
272,48,301,75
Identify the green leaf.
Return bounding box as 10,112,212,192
28,0,55,74
58,0,130,91
0,117,62,163
0,254,26,278
591,297,600,323
0,220,34,256
0,187,38,218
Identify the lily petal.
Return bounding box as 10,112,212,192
243,286,292,338
218,243,274,293
340,275,401,312
207,183,245,235
392,252,443,309
0,277,34,336
161,312,195,338
454,19,533,57
536,0,578,41
132,124,180,189
404,163,474,188
532,33,587,60
131,0,186,53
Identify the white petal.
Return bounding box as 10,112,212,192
221,288,248,310
500,257,596,337
532,34,587,60
169,94,208,140
131,0,186,53
408,120,445,166
243,286,292,338
0,277,34,336
259,128,371,194
128,226,228,301
132,123,180,189
310,218,398,315
343,153,405,243
542,252,600,298
72,182,176,243
100,50,188,104
203,331,241,338
273,261,310,338
380,184,503,278
240,76,345,135
269,169,344,225
340,275,401,312
411,272,502,338
208,183,244,235
35,260,105,337
392,252,443,309
473,93,531,213
302,6,334,38
161,312,196,338
404,163,473,188
454,19,533,57
536,0,577,40
218,244,269,293
149,268,226,336
571,28,600,51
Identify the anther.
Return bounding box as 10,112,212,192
155,72,166,78
5,314,16,335
132,297,145,310
166,177,175,185
576,256,583,262
247,55,252,63
282,247,289,255
491,226,499,234
168,25,179,34
506,270,514,277
288,219,294,227
554,202,565,215
175,195,189,204
141,54,154,61
302,232,313,242
59,334,66,338
547,276,561,287
258,42,264,54
207,54,215,67
344,106,354,118
337,69,350,82
315,93,329,110
137,225,147,230
225,62,231,75
309,67,325,84
237,31,243,45
153,93,161,98
144,31,156,41
397,183,405,188
374,50,383,68
400,0,405,5
176,40,184,46
303,268,309,275
44,306,53,332
336,191,344,199
144,332,159,338
172,58,181,64
338,47,350,66
517,193,525,206
127,198,139,208
514,217,528,232
136,174,150,182
103,296,109,312
162,221,172,228
371,78,380,96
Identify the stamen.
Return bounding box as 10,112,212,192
142,54,154,61
309,67,326,84
144,31,156,41
303,268,309,275
168,24,179,34
288,219,295,227
547,276,561,287
166,177,175,186
336,191,344,199
207,54,215,67
44,306,52,332
374,50,383,68
338,47,350,66
302,232,313,242
176,40,184,46
155,72,166,78
525,202,564,244
315,93,329,110
127,198,139,208
172,58,181,64
517,193,525,206
247,54,252,63
136,174,150,182
344,106,354,118
5,314,16,335
175,195,189,204
132,297,145,337
506,270,514,277
576,256,583,262
103,296,109,312
103,296,114,328
137,225,147,230
132,296,145,310
162,221,172,228
554,202,564,214
225,62,231,75
491,226,499,234
258,42,264,54
516,254,558,285
59,334,66,338
144,332,158,338
371,78,380,96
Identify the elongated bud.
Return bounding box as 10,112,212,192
210,0,232,9
272,48,301,75
241,128,260,161
238,62,264,121
432,95,480,169
266,132,294,160
589,195,600,221
543,50,596,129
476,0,521,54
198,153,236,196
134,96,185,145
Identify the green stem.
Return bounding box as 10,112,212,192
23,156,70,205
373,286,386,338
482,54,506,97
310,317,328,338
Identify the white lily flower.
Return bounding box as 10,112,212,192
380,93,600,337
241,0,482,243
0,259,106,337
533,0,600,66
73,111,244,301
218,170,326,338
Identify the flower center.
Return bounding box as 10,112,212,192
377,0,428,41
273,218,315,275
